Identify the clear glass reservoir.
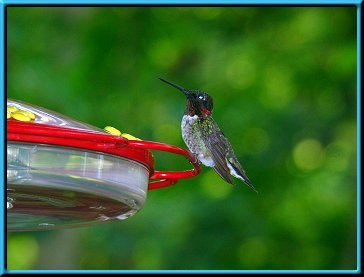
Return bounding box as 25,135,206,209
7,142,149,231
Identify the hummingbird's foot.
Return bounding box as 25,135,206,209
192,154,200,166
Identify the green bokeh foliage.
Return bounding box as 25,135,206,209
7,6,357,270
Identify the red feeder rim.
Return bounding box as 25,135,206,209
7,120,202,190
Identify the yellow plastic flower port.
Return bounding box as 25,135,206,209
121,133,141,141
104,126,122,136
11,112,32,122
7,105,36,121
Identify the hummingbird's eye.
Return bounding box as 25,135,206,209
198,95,204,100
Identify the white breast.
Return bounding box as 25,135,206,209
181,115,199,128
181,115,215,168
181,115,199,144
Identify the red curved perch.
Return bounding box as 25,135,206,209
7,120,202,190
128,140,202,189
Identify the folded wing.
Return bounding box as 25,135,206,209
197,117,234,185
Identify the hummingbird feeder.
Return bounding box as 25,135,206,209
7,99,201,231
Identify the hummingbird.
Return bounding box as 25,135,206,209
159,78,257,192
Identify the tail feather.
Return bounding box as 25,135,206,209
226,158,258,193
212,166,234,185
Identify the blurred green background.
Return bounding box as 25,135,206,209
6,6,357,270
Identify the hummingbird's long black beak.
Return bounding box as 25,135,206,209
159,78,190,97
